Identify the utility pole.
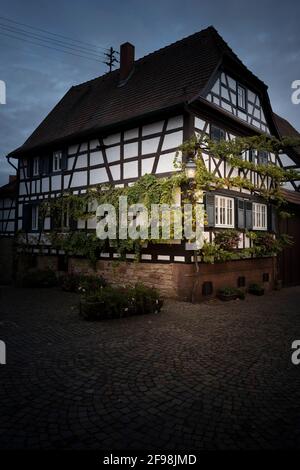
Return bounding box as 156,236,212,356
103,47,119,72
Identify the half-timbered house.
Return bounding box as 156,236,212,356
5,26,300,299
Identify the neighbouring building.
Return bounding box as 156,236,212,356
0,175,17,283
4,26,300,299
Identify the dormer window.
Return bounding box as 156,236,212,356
53,151,62,172
237,84,247,110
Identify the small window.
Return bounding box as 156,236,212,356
53,151,62,172
253,203,267,230
33,157,39,176
237,85,247,110
215,195,234,228
210,125,226,142
31,205,39,231
257,151,268,165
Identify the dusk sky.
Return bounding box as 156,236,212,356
0,0,299,185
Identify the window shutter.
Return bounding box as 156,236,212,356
42,156,50,175
23,204,31,231
236,198,245,229
38,157,44,175
268,204,277,232
249,150,255,162
27,159,33,178
61,150,68,171
69,217,77,231
245,201,253,230
205,192,215,227
38,207,44,232
50,206,61,230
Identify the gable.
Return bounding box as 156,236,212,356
205,71,271,134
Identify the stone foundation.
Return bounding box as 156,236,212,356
17,254,276,302
68,256,275,302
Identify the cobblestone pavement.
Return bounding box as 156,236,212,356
1,285,300,450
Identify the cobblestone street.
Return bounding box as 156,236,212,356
1,286,300,450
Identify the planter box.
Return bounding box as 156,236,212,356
217,293,238,301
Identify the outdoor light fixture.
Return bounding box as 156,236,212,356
185,158,196,180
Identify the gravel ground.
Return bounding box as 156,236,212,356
1,285,300,450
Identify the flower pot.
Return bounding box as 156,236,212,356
217,293,238,301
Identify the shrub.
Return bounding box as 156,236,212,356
21,269,57,288
214,229,240,251
80,284,163,321
60,273,107,293
78,274,107,293
217,287,245,301
248,283,264,296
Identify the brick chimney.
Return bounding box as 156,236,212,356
119,42,135,84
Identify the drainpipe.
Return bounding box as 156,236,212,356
6,155,18,172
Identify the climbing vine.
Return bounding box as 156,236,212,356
21,133,300,265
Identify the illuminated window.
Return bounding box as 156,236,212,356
215,196,234,228
253,203,267,230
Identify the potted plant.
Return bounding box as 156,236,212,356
217,287,245,301
248,283,265,296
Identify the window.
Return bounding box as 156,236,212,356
53,151,62,172
237,84,247,110
33,157,39,176
210,125,226,142
253,203,267,230
31,205,39,230
257,151,268,165
215,195,234,228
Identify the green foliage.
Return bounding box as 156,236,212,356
60,273,107,292
248,283,265,295
21,269,57,288
79,283,163,320
214,229,240,251
217,287,245,300
33,134,298,265
247,231,293,256
50,231,106,267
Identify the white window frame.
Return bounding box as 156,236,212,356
53,151,62,172
215,195,234,228
33,157,39,176
237,84,247,110
31,205,39,231
253,203,267,230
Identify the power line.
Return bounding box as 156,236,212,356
0,30,105,63
0,23,105,59
0,15,107,52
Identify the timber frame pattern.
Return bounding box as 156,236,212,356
2,26,300,265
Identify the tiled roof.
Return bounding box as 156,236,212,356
0,178,17,197
281,188,300,204
8,26,267,158
273,113,300,138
